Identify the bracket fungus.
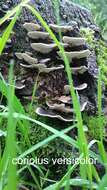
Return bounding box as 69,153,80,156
0,0,99,122
28,31,50,40
49,24,74,33
57,49,91,62
63,36,86,46
13,20,98,122
31,43,57,53
23,22,41,31
15,53,38,64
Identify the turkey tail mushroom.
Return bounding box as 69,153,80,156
0,0,100,123
28,31,50,40
15,53,38,64
23,22,41,31
36,100,87,122
49,24,74,33
63,36,86,46
31,43,57,54
36,107,75,122
13,22,98,121
57,49,91,61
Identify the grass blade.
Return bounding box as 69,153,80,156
0,9,20,54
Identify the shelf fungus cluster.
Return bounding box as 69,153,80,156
12,21,98,122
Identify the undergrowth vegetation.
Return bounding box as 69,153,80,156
0,0,107,190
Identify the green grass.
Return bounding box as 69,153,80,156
0,0,107,189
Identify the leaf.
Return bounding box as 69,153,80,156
0,9,20,54
98,173,107,190
0,79,30,144
44,178,98,190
